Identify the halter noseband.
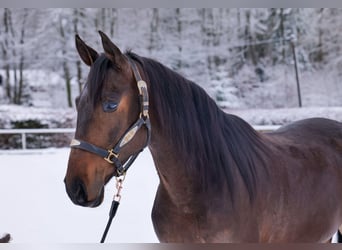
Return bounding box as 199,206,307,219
70,58,151,176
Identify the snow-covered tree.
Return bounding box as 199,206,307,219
0,8,44,105
1,8,342,109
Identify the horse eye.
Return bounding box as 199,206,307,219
103,101,118,112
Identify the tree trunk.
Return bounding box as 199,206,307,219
279,8,286,62
176,8,182,70
245,10,258,66
110,8,117,37
63,60,72,108
316,8,324,62
73,8,83,95
17,56,24,104
17,8,28,105
3,8,11,100
13,66,18,103
59,16,73,108
149,8,159,52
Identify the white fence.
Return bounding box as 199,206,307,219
0,128,75,150
0,126,280,151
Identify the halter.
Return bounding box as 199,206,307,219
70,58,151,176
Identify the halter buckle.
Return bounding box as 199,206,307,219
104,149,119,164
140,111,149,120
137,80,149,119
137,80,147,94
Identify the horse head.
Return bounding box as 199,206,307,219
64,31,150,207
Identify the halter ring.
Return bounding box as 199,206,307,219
104,149,119,164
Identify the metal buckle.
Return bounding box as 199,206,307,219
140,111,149,120
104,149,119,164
137,80,147,94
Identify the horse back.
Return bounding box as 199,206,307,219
268,117,342,152
258,118,342,242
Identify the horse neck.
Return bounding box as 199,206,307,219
146,114,197,203
142,62,250,208
145,76,207,206
135,54,269,210
147,117,251,211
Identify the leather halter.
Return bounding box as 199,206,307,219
70,58,151,176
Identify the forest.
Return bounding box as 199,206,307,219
0,8,342,109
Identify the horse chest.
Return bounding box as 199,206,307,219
151,199,205,242
150,185,245,242
151,200,257,243
150,186,207,242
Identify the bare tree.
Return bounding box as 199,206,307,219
58,14,72,108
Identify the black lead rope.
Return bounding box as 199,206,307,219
100,175,125,243
100,200,119,243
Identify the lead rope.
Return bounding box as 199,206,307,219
100,174,126,243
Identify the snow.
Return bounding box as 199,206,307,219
0,105,75,129
228,106,342,125
0,148,159,243
0,70,80,109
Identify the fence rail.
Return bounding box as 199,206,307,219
0,128,75,150
0,126,281,151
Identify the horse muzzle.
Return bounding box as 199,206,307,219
64,177,104,208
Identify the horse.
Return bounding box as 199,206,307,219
64,31,342,242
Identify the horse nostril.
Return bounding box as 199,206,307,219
72,179,88,205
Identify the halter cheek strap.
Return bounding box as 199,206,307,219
70,58,151,176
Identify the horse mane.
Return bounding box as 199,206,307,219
127,52,269,201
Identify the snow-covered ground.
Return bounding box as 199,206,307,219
0,148,159,243
1,147,340,244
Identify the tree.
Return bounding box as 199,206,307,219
148,8,160,52
1,8,342,109
0,8,38,105
58,10,73,108
1,8,13,101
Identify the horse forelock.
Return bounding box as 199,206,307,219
86,54,120,108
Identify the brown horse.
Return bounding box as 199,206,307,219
64,31,342,242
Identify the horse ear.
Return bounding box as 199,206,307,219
75,34,99,66
98,30,125,66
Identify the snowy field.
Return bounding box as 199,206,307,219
0,148,159,243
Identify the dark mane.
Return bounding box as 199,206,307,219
127,52,269,201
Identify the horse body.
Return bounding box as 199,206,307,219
260,118,342,242
150,117,342,242
64,31,342,242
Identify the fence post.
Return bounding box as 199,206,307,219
21,132,26,150
290,38,302,107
